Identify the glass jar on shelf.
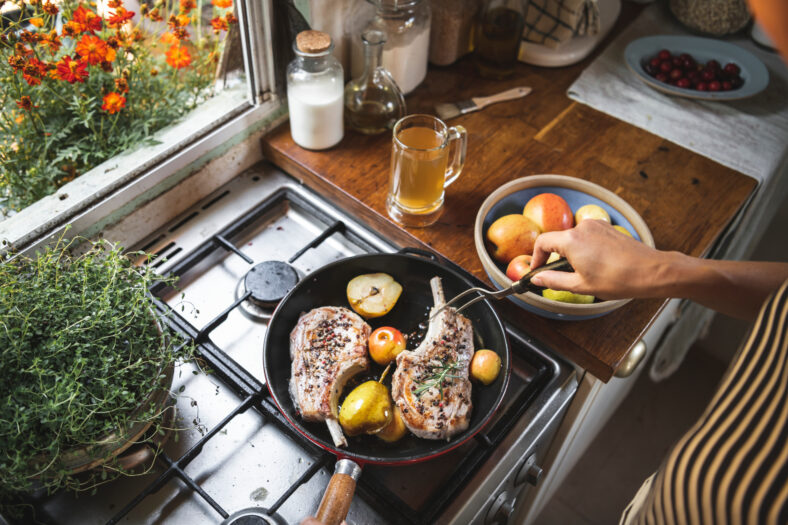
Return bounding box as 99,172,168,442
345,29,406,135
353,0,431,95
286,30,344,150
474,0,526,79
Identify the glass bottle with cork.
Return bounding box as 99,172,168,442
286,30,344,150
473,0,526,79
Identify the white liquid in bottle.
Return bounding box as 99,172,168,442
287,78,344,150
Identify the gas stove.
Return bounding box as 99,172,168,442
30,162,577,525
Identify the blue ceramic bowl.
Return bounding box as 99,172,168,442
474,175,655,320
624,35,769,101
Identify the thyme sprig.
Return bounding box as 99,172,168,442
0,233,193,515
413,361,462,400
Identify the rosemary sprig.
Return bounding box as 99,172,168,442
413,361,462,400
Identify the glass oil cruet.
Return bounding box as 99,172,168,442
344,29,406,135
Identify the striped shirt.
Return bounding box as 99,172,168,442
622,279,788,525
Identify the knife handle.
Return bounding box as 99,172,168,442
471,86,532,110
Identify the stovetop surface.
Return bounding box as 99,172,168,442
31,162,569,525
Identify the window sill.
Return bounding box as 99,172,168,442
1,86,284,251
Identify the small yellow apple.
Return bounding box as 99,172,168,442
506,254,533,281
377,406,408,442
368,326,406,366
470,349,502,385
613,225,634,238
575,204,611,224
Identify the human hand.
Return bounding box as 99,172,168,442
529,220,665,300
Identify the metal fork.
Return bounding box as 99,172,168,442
430,258,573,319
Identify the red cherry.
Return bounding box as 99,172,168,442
650,57,661,68
708,80,721,91
670,68,684,80
721,81,733,90
723,63,740,76
731,76,744,89
701,69,715,82
671,56,683,68
655,72,669,83
687,71,700,82
658,49,671,61
676,78,691,88
696,82,708,91
679,53,692,61
682,57,696,70
706,59,721,71
660,61,673,73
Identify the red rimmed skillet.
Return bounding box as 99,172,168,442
262,250,511,525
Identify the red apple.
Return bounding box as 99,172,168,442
485,214,541,263
506,254,533,281
368,326,406,366
523,193,573,233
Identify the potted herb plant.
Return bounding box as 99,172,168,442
0,234,192,518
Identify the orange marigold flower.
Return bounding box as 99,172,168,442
140,3,148,15
106,36,120,48
29,17,44,28
22,57,48,86
225,12,237,24
173,27,189,40
150,67,158,76
39,30,62,54
179,0,195,12
212,0,232,8
100,60,113,72
62,21,80,36
114,77,129,93
210,16,228,33
147,7,162,21
16,96,34,111
75,34,111,65
108,7,135,28
101,92,126,114
43,1,58,15
55,55,89,83
176,13,190,26
167,14,178,29
15,42,34,56
71,5,102,33
20,30,41,44
160,31,178,45
8,55,26,72
165,44,191,69
107,0,123,8
132,29,143,41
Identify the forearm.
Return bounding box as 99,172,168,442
650,253,788,320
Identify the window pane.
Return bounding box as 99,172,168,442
0,0,247,216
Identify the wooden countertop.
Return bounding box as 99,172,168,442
261,5,757,382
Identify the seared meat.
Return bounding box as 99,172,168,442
289,306,371,447
391,277,474,440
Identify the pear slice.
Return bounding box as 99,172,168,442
346,273,402,318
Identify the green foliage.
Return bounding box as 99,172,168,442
0,234,193,513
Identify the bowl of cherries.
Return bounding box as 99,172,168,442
625,35,769,101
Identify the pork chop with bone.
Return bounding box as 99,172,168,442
392,277,474,440
289,306,370,447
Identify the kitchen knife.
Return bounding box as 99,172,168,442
435,86,532,120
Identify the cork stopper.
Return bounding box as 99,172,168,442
296,30,332,54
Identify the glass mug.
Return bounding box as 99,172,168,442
386,114,467,227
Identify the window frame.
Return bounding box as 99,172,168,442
0,0,281,252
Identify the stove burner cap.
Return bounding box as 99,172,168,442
244,261,299,307
221,508,285,525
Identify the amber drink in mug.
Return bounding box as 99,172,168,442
387,114,467,227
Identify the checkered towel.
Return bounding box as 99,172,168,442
522,0,600,49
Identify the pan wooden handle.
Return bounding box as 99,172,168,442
316,459,361,525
